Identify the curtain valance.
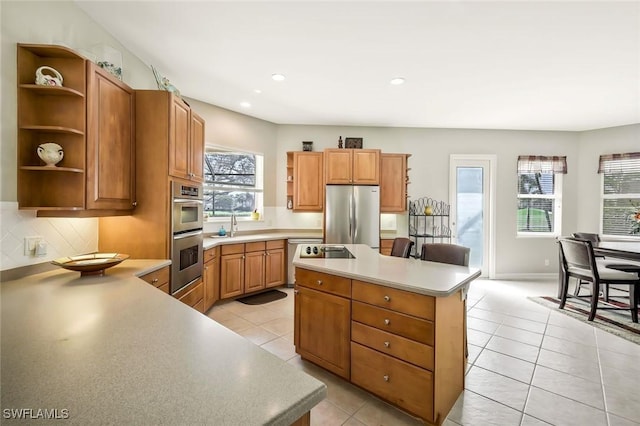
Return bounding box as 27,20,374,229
517,155,567,174
597,152,640,174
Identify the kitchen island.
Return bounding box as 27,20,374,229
293,244,481,426
1,260,325,425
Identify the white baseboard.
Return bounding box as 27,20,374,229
493,273,557,280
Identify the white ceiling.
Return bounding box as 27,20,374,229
75,1,640,131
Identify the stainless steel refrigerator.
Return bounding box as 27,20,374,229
324,185,380,249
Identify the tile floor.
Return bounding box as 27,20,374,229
206,278,640,426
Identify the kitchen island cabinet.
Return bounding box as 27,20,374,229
203,246,220,311
293,244,480,425
1,259,325,425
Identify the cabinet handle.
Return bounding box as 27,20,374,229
151,278,158,284
384,319,390,325
294,289,299,294
383,375,390,382
383,341,390,348
132,201,137,207
383,295,390,302
317,280,323,286
242,255,245,259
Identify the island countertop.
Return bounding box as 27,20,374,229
293,244,481,297
1,260,325,425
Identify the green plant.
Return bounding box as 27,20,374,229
628,204,640,235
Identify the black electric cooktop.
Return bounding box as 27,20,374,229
299,245,356,259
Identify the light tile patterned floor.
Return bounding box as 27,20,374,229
207,278,640,426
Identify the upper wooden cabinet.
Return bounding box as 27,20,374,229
17,43,135,217
325,149,380,185
168,96,204,183
290,151,323,212
86,62,135,211
380,153,410,212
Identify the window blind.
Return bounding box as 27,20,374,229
598,152,640,236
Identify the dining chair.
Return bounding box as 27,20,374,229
557,237,639,323
571,232,609,299
420,243,471,358
390,237,414,259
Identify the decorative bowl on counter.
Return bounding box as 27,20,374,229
51,253,129,276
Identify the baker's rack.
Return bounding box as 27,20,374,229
408,197,451,258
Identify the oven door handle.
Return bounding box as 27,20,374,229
173,199,203,205
173,230,203,240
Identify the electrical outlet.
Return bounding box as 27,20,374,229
24,236,44,256
544,259,550,266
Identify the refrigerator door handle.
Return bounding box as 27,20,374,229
351,190,357,243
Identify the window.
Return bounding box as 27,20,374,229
203,149,263,219
599,152,640,237
516,156,566,236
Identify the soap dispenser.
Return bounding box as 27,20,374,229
218,225,226,236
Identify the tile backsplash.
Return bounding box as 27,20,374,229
0,202,98,271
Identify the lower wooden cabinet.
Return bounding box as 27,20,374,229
379,239,394,256
203,246,220,312
174,278,204,313
220,239,287,300
294,271,351,379
139,266,170,294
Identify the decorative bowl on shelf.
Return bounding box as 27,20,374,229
51,253,129,276
37,142,64,167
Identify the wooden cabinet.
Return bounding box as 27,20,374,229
265,239,286,288
379,239,394,256
287,151,323,211
169,96,204,183
220,239,287,299
350,280,463,424
380,153,410,213
294,270,351,379
174,277,204,313
17,43,134,217
324,149,380,185
203,247,220,312
139,266,170,294
86,62,135,211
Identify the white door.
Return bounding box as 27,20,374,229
449,155,496,278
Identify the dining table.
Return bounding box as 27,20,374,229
593,241,640,262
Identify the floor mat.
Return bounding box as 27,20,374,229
529,295,640,345
237,289,287,305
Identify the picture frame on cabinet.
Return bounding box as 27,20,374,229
345,137,363,149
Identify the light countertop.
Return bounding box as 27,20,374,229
1,259,326,425
204,231,323,250
293,244,481,297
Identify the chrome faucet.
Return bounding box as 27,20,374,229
230,214,237,237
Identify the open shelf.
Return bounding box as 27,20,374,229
20,166,84,173
20,84,85,97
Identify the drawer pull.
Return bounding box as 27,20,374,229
383,341,390,348
151,278,159,284
317,280,323,286
383,375,390,382
384,295,390,302
384,319,390,325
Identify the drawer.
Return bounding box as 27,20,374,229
351,321,434,371
245,241,266,252
139,266,170,289
295,268,351,298
352,280,434,320
266,239,285,250
221,243,245,255
352,301,434,345
204,246,219,262
177,279,204,308
351,342,433,421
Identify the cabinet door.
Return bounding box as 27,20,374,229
203,258,219,312
244,250,266,293
86,62,135,210
380,154,407,212
189,111,205,182
265,247,286,288
220,253,244,299
169,96,190,180
293,152,324,211
324,149,352,184
352,149,380,184
294,286,351,379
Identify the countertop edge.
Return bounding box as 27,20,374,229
269,385,328,426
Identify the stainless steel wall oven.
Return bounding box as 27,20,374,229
171,181,203,294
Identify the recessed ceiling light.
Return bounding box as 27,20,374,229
240,101,251,108
390,77,405,85
272,73,286,81
254,89,262,94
